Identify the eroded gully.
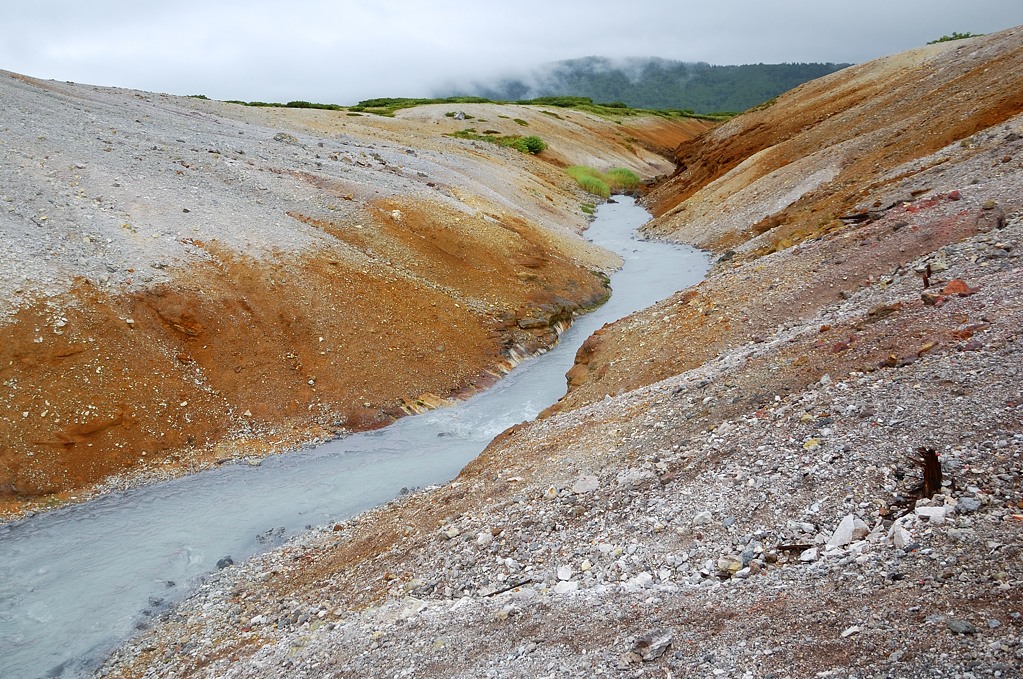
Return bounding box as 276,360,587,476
0,196,709,678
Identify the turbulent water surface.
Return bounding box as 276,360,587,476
0,197,708,678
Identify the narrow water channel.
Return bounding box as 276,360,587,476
0,197,709,678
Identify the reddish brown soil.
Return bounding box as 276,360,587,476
0,200,610,513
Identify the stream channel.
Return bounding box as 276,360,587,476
0,196,709,678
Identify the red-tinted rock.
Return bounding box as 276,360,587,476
942,279,977,296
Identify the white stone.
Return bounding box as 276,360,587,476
841,625,861,638
557,565,573,581
827,514,857,547
915,506,948,525
693,511,714,526
889,524,913,549
476,531,493,547
553,580,579,595
799,547,819,562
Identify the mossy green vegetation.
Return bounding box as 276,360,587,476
447,130,547,155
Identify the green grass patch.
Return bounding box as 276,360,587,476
605,167,641,191
513,118,529,126
566,165,604,183
581,202,596,215
576,176,610,199
567,165,641,198
447,130,547,154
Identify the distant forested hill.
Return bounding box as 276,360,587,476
437,57,850,114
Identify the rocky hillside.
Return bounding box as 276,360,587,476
0,76,710,516
98,27,1023,678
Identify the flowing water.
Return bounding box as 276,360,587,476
0,197,708,678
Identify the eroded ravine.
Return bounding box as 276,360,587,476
0,197,708,678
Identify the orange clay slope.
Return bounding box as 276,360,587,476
553,27,1023,414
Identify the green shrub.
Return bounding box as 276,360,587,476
517,135,547,154
928,31,983,44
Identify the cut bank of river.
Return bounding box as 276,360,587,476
0,197,709,678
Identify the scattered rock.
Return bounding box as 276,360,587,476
272,132,300,145
947,619,978,635
717,554,743,576
631,630,673,661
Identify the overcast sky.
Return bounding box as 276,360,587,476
2,1,1021,105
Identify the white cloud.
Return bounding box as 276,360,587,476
1,0,1020,104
